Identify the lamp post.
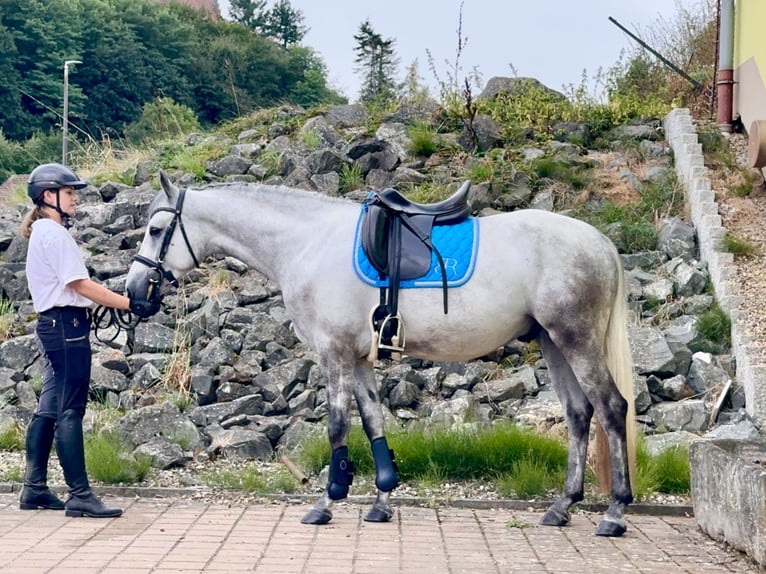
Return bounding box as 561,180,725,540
62,59,82,166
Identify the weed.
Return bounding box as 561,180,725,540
203,463,298,494
299,129,322,150
407,122,441,157
339,162,364,192
505,518,531,529
257,149,283,178
722,233,757,257
84,430,152,484
161,327,193,402
0,298,17,341
495,459,564,499
465,157,495,183
0,465,23,483
402,182,452,204
0,422,24,451
696,302,731,348
634,435,690,499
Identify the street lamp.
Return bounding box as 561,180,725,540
62,59,82,166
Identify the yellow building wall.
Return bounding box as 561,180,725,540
733,0,766,129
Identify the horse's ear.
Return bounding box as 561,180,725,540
158,169,178,200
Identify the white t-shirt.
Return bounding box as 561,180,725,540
26,218,92,312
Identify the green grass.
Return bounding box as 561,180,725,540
296,421,568,486
294,421,690,500
203,463,298,494
0,298,16,341
573,175,683,253
696,302,731,348
0,465,23,483
722,233,757,257
84,430,152,484
0,423,24,451
339,162,364,192
634,435,690,498
407,122,441,157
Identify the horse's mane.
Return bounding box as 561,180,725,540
193,182,357,209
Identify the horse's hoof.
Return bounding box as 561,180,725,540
363,505,393,523
301,508,333,525
595,519,626,537
539,508,570,527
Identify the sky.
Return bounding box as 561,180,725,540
218,0,694,101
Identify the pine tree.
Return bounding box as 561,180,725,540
262,0,308,48
353,20,399,106
229,0,268,33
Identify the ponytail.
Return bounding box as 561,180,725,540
21,205,49,239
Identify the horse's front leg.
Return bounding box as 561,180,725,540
354,359,399,522
301,354,355,525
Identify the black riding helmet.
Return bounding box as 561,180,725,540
27,163,87,204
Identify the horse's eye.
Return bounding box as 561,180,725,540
149,226,162,237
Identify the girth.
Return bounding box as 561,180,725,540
359,181,471,359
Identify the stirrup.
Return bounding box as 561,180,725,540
367,306,406,362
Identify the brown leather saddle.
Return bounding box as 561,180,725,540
359,181,471,359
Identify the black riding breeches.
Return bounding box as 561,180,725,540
35,306,91,418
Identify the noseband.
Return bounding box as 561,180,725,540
133,187,200,290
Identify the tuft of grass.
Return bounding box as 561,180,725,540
203,463,298,494
257,148,283,178
160,327,193,402
696,302,731,348
339,162,364,192
0,298,16,341
722,233,757,257
495,459,565,499
299,129,322,150
85,430,152,484
0,422,24,451
634,435,690,499
407,122,441,157
465,157,495,183
0,465,23,483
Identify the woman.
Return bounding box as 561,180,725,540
19,162,159,518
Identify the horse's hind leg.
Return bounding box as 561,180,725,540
354,360,399,523
543,330,633,537
301,354,355,526
537,330,593,528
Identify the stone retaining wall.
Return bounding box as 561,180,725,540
664,108,766,427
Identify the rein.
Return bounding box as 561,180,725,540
132,187,200,291
89,305,142,346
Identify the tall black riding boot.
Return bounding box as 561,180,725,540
55,409,122,518
19,415,65,510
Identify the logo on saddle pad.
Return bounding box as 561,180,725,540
353,210,479,288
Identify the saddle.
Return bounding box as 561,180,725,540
360,181,471,360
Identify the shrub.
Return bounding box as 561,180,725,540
124,97,201,146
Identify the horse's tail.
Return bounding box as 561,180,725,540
596,250,637,493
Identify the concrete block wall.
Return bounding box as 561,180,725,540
664,108,766,429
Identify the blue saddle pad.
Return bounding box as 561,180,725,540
353,211,479,288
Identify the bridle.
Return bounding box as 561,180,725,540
132,187,200,292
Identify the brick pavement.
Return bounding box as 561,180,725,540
0,493,761,574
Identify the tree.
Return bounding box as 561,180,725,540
353,19,399,106
262,0,307,48
228,0,268,33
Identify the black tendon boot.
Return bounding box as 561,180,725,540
55,409,122,518
19,415,65,510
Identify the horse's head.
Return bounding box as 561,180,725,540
125,170,201,303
